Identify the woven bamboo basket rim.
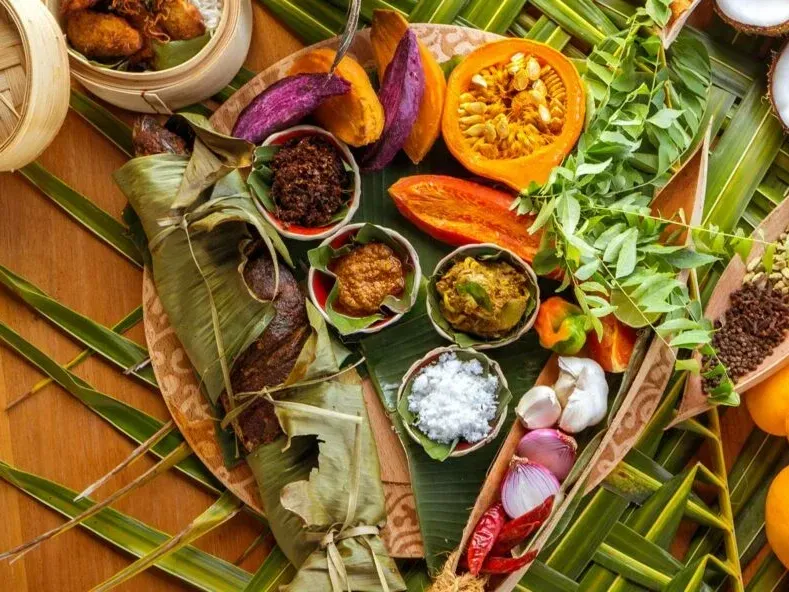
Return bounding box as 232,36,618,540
0,1,28,151
0,0,69,171
49,0,237,82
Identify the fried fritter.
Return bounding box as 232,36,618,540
61,0,100,15
156,0,206,40
66,10,143,60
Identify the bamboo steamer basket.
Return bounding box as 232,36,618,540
0,0,69,172
46,0,253,114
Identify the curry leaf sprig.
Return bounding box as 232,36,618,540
517,1,742,405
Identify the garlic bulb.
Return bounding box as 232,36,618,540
555,357,609,433
516,386,562,429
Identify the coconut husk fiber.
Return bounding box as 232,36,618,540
428,553,487,592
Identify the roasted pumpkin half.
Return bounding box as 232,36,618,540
289,48,385,147
443,39,585,191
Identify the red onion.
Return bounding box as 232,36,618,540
500,458,560,520
516,429,578,482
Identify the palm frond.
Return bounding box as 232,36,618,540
0,460,251,591
91,490,243,592
0,265,156,387
18,163,142,266
0,321,219,491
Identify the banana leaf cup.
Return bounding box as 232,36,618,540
307,223,421,336
246,125,361,241
396,346,511,461
427,244,540,350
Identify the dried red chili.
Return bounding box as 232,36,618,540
480,550,538,574
466,502,507,576
491,495,554,555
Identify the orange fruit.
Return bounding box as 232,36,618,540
745,365,789,436
766,466,789,569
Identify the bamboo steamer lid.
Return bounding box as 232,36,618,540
0,0,69,172
47,0,253,114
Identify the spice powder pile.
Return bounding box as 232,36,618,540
270,135,347,227
703,282,789,392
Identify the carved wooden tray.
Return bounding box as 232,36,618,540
145,24,503,561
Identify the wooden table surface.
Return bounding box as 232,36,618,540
0,6,305,591
0,3,766,591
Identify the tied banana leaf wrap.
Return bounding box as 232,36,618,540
114,115,405,592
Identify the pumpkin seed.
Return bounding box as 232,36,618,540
495,115,509,138
527,57,541,80
460,115,484,125
539,104,551,124
464,101,486,115
484,123,497,142
512,70,530,91
471,74,488,88
465,123,486,137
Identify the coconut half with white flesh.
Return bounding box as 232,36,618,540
663,0,703,48
770,43,789,132
715,0,789,36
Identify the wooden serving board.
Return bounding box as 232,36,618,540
674,194,789,425
202,23,500,559
144,27,504,559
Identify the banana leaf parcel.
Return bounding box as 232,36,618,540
114,116,405,592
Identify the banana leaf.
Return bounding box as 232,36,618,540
114,120,287,405
116,116,404,591
247,381,405,591
152,33,212,71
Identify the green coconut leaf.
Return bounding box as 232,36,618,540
0,321,219,491
92,490,243,592
243,546,296,591
459,0,529,34
408,0,468,24
0,460,250,592
19,163,142,267
70,90,134,157
0,264,156,387
307,223,419,335
5,305,143,410
703,80,786,234
257,0,344,44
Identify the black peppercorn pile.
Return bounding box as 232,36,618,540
703,282,789,392
271,135,347,227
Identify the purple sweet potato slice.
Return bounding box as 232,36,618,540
232,73,351,144
360,29,424,171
